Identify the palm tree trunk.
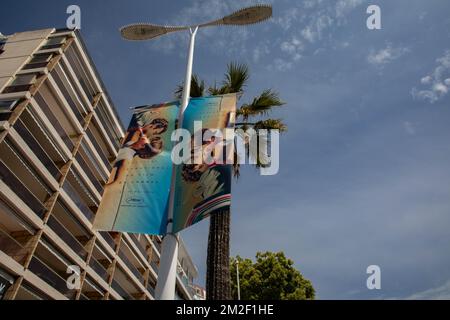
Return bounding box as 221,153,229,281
206,208,231,300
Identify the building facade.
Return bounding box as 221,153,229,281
0,28,198,300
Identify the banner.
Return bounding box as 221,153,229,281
93,102,178,235
93,94,236,235
172,94,236,233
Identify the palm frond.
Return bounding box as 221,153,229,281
208,81,223,96
238,89,285,120
220,62,249,94
254,119,287,132
174,74,205,99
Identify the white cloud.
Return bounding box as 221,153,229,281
421,76,432,84
335,0,364,19
367,44,409,65
271,58,294,72
270,0,363,72
280,37,303,61
412,50,450,103
404,280,450,300
252,42,270,63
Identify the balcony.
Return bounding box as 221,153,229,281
88,257,109,282
0,160,46,219
98,232,116,251
0,228,29,265
147,282,155,297
34,92,75,152
95,100,123,149
46,215,87,260
110,279,133,300
62,179,94,222
129,234,148,260
118,248,145,285
28,256,77,299
75,153,104,194
81,276,105,300
13,119,62,181
79,142,109,181
150,260,159,274
50,69,85,126
153,237,162,253
85,128,112,171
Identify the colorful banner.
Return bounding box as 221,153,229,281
173,94,236,233
93,94,236,235
93,102,178,235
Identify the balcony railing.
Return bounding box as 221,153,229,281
46,215,87,260
75,153,104,195
62,180,94,222
28,257,77,299
88,257,109,282
147,283,155,297
110,279,133,300
14,119,62,181
0,228,28,264
34,93,74,151
98,232,116,251
118,248,145,284
150,260,159,274
129,234,148,260
85,128,112,171
153,237,162,253
50,70,85,125
0,160,46,219
79,293,89,300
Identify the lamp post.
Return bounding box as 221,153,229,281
120,4,272,300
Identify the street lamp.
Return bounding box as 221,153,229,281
120,4,272,300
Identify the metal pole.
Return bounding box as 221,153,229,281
155,26,199,300
236,260,241,300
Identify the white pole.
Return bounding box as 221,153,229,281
236,260,241,300
155,26,199,300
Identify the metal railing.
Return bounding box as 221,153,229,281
0,160,46,219
28,256,77,299
88,257,109,281
62,180,94,222
110,279,133,300
118,248,145,284
13,119,62,181
46,215,87,259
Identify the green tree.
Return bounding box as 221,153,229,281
230,252,315,300
175,63,286,300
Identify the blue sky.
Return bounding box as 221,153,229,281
2,0,450,299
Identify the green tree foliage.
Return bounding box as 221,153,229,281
230,252,315,300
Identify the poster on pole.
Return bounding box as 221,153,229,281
93,102,178,235
93,94,236,235
172,94,236,233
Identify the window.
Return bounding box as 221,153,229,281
10,74,37,86
40,36,66,50
0,100,18,113
2,75,37,94
23,54,53,70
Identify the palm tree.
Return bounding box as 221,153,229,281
176,62,286,300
